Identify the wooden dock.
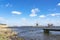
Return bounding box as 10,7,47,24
42,26,60,34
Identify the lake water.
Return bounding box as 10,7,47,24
10,27,60,40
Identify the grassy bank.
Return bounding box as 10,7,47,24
0,28,24,40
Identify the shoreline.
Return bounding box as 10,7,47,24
0,28,24,40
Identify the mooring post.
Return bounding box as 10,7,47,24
44,29,49,34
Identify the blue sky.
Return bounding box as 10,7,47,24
0,0,60,26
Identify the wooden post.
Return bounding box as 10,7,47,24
44,29,49,34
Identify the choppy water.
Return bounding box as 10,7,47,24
10,27,60,40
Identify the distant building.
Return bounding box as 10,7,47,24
48,24,53,27
0,24,8,27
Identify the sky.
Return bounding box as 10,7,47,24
0,0,60,26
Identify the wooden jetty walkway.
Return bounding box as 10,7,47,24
42,27,60,34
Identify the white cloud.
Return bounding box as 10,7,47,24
57,3,60,6
11,11,22,15
50,13,60,16
0,3,12,8
31,8,40,13
50,14,56,16
39,13,60,18
30,8,40,17
5,3,12,7
39,15,46,18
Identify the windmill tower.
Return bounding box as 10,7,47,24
36,23,38,27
